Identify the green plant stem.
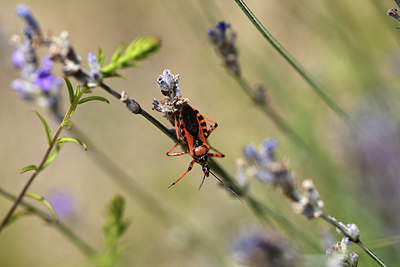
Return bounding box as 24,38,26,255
0,90,84,233
395,0,400,8
320,212,388,267
0,187,96,256
232,0,356,128
69,125,171,221
233,75,309,151
96,81,322,251
98,82,322,250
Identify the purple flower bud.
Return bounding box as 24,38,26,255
264,138,279,153
216,21,230,35
34,56,61,92
243,144,257,161
11,79,33,100
206,27,216,41
34,71,59,92
261,138,279,161
47,190,76,220
88,52,102,83
12,49,25,68
16,5,41,36
42,55,54,69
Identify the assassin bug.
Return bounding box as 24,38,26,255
167,103,231,191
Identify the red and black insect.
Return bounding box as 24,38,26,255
167,103,226,189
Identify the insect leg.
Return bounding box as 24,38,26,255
167,149,190,157
202,115,217,126
207,151,225,158
198,173,206,191
168,159,196,188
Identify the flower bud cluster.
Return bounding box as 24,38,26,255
230,225,296,267
11,6,61,109
237,139,325,218
326,237,359,267
152,69,188,125
207,21,240,76
10,5,103,109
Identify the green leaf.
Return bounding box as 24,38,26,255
82,86,92,94
43,144,60,169
125,36,161,61
74,85,81,99
110,42,126,64
97,48,105,67
78,96,110,105
56,137,88,151
34,111,52,145
62,120,73,130
25,192,58,223
20,164,39,174
3,211,31,227
101,36,160,78
69,106,76,119
64,77,75,104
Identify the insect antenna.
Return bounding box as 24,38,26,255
198,173,206,191
209,170,243,203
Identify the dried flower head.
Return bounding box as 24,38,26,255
153,69,188,124
238,138,301,201
293,179,324,218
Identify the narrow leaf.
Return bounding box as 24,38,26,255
62,120,73,130
74,85,81,99
20,164,39,174
56,137,88,151
125,36,161,61
43,144,60,169
78,96,110,105
34,110,52,145
82,86,92,94
110,42,126,64
97,47,105,67
3,211,31,227
64,77,75,104
25,192,59,223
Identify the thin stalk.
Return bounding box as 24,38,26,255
97,81,320,250
320,212,388,267
0,187,96,257
68,125,171,222
232,0,356,128
395,0,400,8
0,90,84,232
233,76,309,151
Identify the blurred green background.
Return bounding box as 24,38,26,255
1,0,400,266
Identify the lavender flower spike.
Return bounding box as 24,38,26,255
87,52,103,87
16,5,41,36
34,56,62,92
207,21,240,76
156,69,182,105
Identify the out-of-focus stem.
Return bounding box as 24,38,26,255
0,187,96,257
320,212,388,267
233,75,309,151
232,0,356,128
0,90,84,232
